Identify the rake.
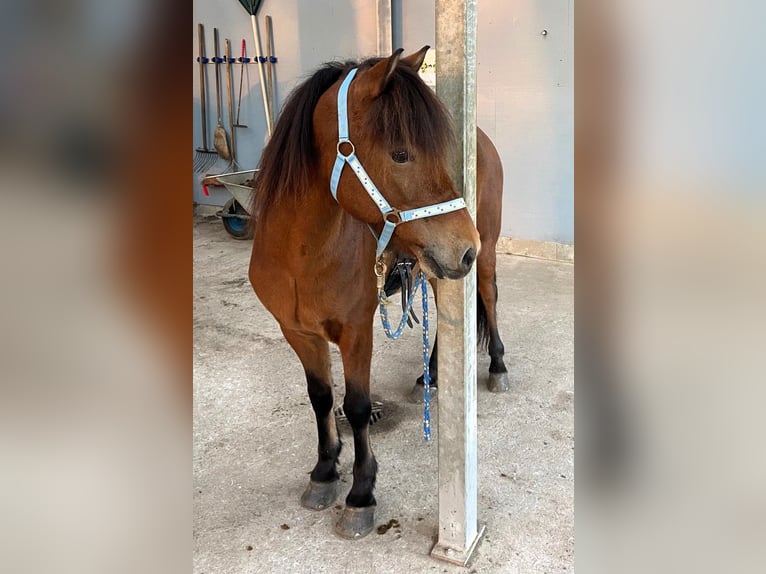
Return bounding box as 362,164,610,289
194,23,218,173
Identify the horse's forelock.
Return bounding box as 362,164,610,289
366,64,455,160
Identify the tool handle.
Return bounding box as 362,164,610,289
213,28,222,123
250,14,273,137
235,39,247,126
238,39,249,62
265,15,275,128
197,23,209,147
225,39,236,163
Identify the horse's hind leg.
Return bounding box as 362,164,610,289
280,328,341,510
477,252,510,392
335,324,377,539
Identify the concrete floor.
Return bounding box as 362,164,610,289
193,216,573,573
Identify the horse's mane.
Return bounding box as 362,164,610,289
251,56,454,219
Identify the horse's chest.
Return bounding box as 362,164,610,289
251,258,374,333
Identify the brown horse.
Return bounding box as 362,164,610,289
248,47,507,539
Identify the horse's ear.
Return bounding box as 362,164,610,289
363,48,404,97
401,45,430,72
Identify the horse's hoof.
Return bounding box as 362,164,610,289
335,505,376,539
487,371,510,393
300,480,338,510
408,383,438,404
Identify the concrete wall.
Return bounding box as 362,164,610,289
400,0,573,244
193,0,573,244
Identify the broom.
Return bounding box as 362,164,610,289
212,27,232,161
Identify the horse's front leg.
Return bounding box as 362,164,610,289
335,323,377,539
280,328,342,510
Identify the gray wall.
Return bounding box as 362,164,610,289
193,0,573,244
401,0,573,244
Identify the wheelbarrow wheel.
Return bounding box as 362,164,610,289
222,198,253,240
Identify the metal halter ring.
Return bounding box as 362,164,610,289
374,258,387,278
384,209,402,225
336,140,355,158
374,258,388,296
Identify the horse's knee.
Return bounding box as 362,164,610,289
307,373,333,416
343,388,371,429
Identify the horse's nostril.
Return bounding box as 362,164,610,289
461,247,477,271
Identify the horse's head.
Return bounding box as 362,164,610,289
315,47,481,279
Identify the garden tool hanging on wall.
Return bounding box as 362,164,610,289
234,39,248,129
212,27,232,161
237,0,273,138
265,15,277,128
194,23,218,173
224,38,240,169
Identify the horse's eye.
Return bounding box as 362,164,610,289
391,150,410,163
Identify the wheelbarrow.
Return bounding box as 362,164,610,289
209,169,257,239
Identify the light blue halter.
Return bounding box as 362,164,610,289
329,67,467,259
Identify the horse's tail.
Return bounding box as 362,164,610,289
477,290,491,353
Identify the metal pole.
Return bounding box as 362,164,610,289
430,0,483,567
376,0,393,55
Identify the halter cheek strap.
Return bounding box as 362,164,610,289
329,67,467,258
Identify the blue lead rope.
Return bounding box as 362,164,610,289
420,275,432,442
378,271,432,442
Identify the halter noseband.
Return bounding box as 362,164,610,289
329,67,467,258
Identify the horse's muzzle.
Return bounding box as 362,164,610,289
422,244,478,280
461,247,477,272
